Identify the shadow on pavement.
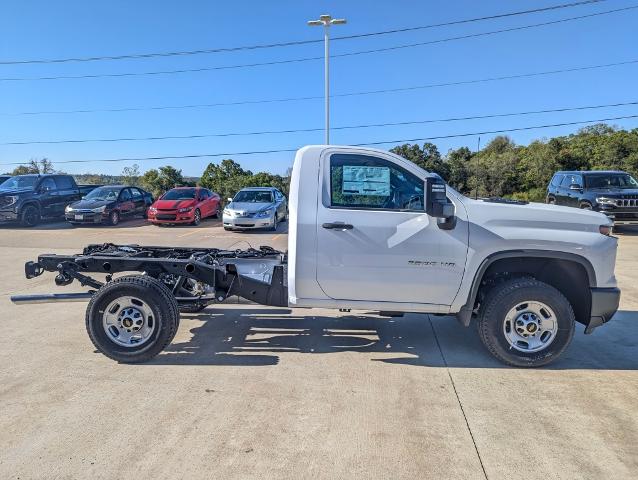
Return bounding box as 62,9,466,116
149,307,638,370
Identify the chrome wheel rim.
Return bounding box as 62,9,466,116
503,301,558,353
102,296,155,347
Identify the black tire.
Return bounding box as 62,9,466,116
213,205,222,219
20,204,40,227
108,210,120,226
579,202,593,210
224,226,232,231
269,215,278,231
85,275,180,363
192,208,201,226
546,197,555,205
477,277,575,367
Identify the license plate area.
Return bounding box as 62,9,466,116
75,215,84,220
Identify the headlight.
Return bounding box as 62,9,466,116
65,204,73,213
596,196,618,205
1,196,18,207
223,209,234,217
149,206,157,213
256,208,274,218
91,206,106,213
178,207,193,213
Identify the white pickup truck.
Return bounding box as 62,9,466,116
13,145,621,367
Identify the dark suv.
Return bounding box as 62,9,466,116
546,170,638,225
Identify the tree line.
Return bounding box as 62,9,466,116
4,124,637,202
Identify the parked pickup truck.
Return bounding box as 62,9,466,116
0,174,100,226
12,146,621,367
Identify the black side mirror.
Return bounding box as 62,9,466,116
425,177,454,218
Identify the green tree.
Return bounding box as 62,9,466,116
121,164,141,186
11,158,54,175
140,166,184,198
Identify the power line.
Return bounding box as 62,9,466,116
0,0,606,65
4,100,637,146
3,58,637,116
1,114,636,167
2,4,634,82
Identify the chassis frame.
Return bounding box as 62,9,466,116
16,243,288,308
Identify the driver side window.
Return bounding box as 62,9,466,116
329,154,424,211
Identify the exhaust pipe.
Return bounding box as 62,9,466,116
11,292,94,305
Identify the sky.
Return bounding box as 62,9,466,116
0,0,637,177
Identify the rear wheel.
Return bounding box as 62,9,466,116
20,204,40,227
477,277,575,367
85,275,180,363
546,197,555,205
213,204,222,218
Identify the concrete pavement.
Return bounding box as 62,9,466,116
0,218,636,479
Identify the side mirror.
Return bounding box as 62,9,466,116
227,197,233,202
569,184,583,190
425,177,454,219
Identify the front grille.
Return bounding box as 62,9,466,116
156,214,177,220
614,212,638,219
615,199,638,207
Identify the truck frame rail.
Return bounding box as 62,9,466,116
15,243,288,308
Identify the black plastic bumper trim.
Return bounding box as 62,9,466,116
586,287,621,334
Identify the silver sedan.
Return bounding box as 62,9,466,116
223,187,287,231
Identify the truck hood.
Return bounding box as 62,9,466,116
462,198,611,234
0,187,33,196
227,201,273,213
585,188,638,197
152,199,196,210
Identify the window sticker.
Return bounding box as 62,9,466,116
342,166,390,196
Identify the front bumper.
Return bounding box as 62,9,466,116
148,211,195,224
598,207,638,225
223,215,274,229
0,209,19,222
65,212,107,224
585,287,621,334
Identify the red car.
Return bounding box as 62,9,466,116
147,187,221,226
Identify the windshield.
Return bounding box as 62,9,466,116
162,188,196,200
586,173,638,189
84,187,122,201
233,190,273,203
0,176,37,190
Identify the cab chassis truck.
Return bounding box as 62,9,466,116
12,146,621,367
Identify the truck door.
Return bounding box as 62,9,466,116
315,151,468,306
37,177,59,217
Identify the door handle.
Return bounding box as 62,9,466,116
322,222,353,230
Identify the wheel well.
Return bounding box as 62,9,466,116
476,257,591,326
20,202,40,213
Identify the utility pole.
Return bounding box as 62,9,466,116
307,14,347,145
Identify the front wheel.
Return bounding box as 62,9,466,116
192,208,201,226
20,205,40,227
85,275,180,363
269,215,278,231
477,277,575,367
108,210,120,226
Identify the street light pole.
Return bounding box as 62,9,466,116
308,14,346,145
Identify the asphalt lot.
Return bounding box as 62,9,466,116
0,217,637,480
